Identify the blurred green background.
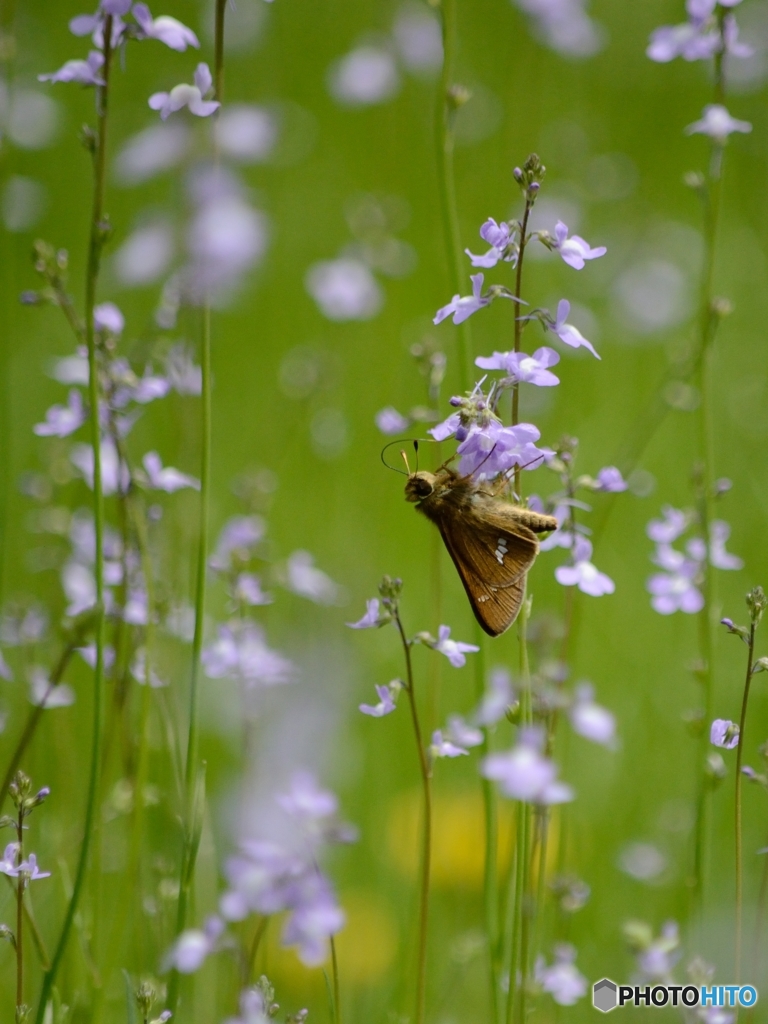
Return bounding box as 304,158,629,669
2,0,768,1019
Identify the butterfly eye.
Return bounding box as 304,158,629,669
415,478,433,498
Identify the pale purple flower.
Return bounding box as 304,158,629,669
596,466,628,492
305,258,383,321
709,520,743,570
722,14,753,59
62,561,97,616
130,369,170,404
234,573,272,606
446,714,483,748
392,5,443,72
143,451,200,492
5,853,51,881
634,921,680,981
132,3,200,50
514,0,603,58
215,105,277,163
346,598,385,629
52,351,89,385
77,643,116,670
39,51,105,86
0,606,48,646
165,343,202,394
431,624,480,668
538,505,573,552
0,844,19,875
535,944,588,1006
464,218,515,269
685,104,752,142
225,989,270,1024
28,667,75,709
149,64,219,120
209,515,265,571
647,22,720,62
569,684,616,747
647,506,687,544
473,666,513,726
116,122,191,184
220,841,305,921
34,390,86,437
482,727,574,804
551,221,606,270
285,551,341,605
375,406,410,435
359,682,398,717
476,346,560,386
69,0,131,47
130,649,166,688
277,772,338,823
428,411,461,442
710,718,739,749
456,420,547,480
328,46,400,106
164,916,224,974
123,588,148,625
202,623,294,688
282,873,345,967
434,273,491,325
555,537,615,596
71,437,129,495
430,729,469,758
93,301,124,334
646,542,703,614
549,300,600,358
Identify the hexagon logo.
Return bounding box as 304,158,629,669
593,978,618,1013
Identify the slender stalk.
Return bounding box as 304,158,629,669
394,609,431,1024
15,804,24,1011
435,0,473,388
3,875,50,971
34,20,114,1020
169,3,225,1011
511,200,533,495
330,934,342,1024
734,621,756,984
0,639,80,810
515,597,533,1024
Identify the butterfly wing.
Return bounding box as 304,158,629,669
438,515,538,637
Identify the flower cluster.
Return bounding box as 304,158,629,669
646,505,742,615
647,0,751,65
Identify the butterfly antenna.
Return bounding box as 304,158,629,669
380,439,418,475
413,439,419,472
458,442,498,482
400,450,412,475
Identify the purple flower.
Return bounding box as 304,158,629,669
685,104,752,142
647,22,720,62
430,729,469,758
234,573,273,606
428,411,460,442
164,916,224,974
165,343,202,394
132,369,171,403
143,451,200,492
285,551,341,605
202,623,294,688
473,666,513,726
77,643,116,670
647,506,687,544
549,300,600,358
39,50,105,86
535,945,588,1006
456,420,547,480
709,520,743,570
4,852,51,881
555,537,615,597
595,466,628,492
434,273,491,326
149,63,219,120
71,437,129,495
281,873,345,967
93,301,124,333
0,844,18,874
132,3,200,50
464,218,515,269
276,772,338,824
69,1,131,48
225,989,270,1024
28,667,75,709
346,598,386,629
482,727,574,805
34,390,86,438
305,258,383,321
476,346,560,387
569,684,616,748
723,14,753,59
431,624,480,668
710,718,739,750
551,221,606,270
209,515,265,571
647,538,703,614
359,682,398,717
445,714,483,748
375,406,410,435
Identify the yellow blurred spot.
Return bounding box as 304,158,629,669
386,787,559,889
266,890,398,988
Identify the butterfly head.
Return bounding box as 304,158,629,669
404,471,436,504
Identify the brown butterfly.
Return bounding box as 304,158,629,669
404,461,557,636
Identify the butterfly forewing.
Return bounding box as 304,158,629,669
438,517,537,637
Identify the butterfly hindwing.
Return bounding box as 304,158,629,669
438,517,538,637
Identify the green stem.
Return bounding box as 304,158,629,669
169,2,225,1009
330,934,342,1024
16,806,24,1011
0,640,79,811
511,200,532,493
394,610,431,1024
436,0,472,389
34,20,114,1021
734,622,756,984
